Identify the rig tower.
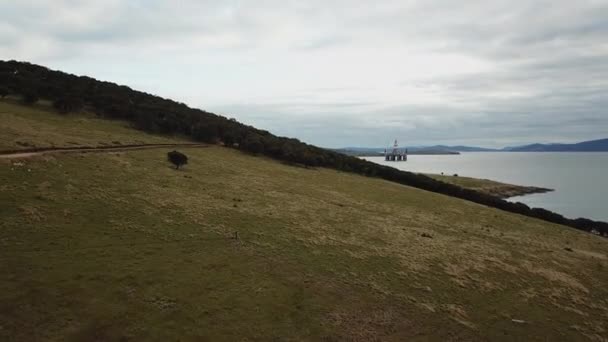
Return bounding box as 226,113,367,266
384,139,408,161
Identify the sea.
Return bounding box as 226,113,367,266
363,152,608,222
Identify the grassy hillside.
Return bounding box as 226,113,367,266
0,100,184,150
4,60,606,237
1,102,608,341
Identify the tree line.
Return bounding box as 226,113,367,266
1,60,606,237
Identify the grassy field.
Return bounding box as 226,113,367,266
426,174,552,198
0,100,184,150
1,102,608,341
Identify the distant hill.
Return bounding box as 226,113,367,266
334,147,459,156
336,145,492,155
342,139,608,153
420,145,496,152
424,139,608,152
504,138,608,152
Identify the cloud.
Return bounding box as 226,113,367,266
0,0,607,147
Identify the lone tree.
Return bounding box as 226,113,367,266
167,150,188,170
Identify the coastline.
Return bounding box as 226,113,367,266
425,173,553,199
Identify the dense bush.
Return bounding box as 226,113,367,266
22,91,39,105
167,150,188,169
53,96,84,114
1,60,606,237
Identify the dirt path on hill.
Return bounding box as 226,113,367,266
0,143,209,159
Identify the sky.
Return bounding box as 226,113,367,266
1,0,607,148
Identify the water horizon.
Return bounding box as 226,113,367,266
364,152,608,222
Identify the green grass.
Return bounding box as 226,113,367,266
1,102,608,341
0,100,185,150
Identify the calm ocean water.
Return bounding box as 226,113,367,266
364,152,608,222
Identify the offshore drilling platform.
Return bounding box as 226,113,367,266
384,139,408,161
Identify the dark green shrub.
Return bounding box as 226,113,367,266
22,91,39,105
167,150,188,170
53,96,84,113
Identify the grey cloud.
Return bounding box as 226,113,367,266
291,36,351,50
0,0,607,147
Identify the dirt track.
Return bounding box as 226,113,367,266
0,143,208,159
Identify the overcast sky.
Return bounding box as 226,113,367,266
1,0,607,147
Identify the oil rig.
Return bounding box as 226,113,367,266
384,139,408,161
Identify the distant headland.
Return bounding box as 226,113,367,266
334,138,608,156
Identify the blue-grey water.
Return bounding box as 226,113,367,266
364,152,608,222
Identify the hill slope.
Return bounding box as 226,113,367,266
2,60,607,236
1,101,608,341
506,138,608,152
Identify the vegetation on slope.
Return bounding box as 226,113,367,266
1,103,608,340
0,60,606,237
